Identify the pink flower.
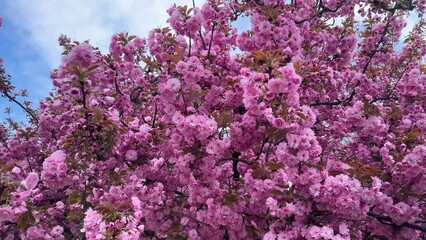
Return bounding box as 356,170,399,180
272,117,286,129
305,225,335,239
133,37,146,48
339,223,349,236
51,225,64,237
267,78,286,93
258,21,272,33
132,197,142,212
124,42,137,55
206,140,222,154
57,163,68,173
84,208,104,239
41,150,68,190
0,207,13,222
263,232,277,240
265,91,275,100
63,42,94,68
23,172,39,190
388,202,412,225
287,90,300,106
166,78,181,91
69,87,80,96
266,197,277,210
186,11,203,32
188,229,200,240
125,150,138,161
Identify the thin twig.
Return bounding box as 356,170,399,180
169,209,212,227
199,30,207,50
151,102,157,128
109,63,123,95
3,91,38,123
130,86,143,103
188,33,192,57
114,75,123,96
255,137,269,161
309,99,342,107
265,142,272,162
207,21,217,59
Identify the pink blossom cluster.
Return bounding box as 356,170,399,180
41,150,69,190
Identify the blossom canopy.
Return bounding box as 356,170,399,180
0,0,426,239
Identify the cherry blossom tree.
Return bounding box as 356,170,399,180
1,0,426,239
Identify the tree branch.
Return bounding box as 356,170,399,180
199,30,207,50
367,211,426,233
151,102,157,128
207,21,217,59
2,91,38,123
309,99,342,107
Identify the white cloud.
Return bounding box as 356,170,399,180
3,0,206,69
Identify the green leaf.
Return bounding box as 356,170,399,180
266,161,284,171
87,64,99,72
1,162,15,173
270,189,286,196
93,109,104,123
250,164,269,179
67,191,81,204
246,226,259,238
296,111,307,120
363,102,380,117
66,208,84,221
17,209,35,230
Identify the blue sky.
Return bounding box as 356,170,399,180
0,1,417,122
0,11,55,121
